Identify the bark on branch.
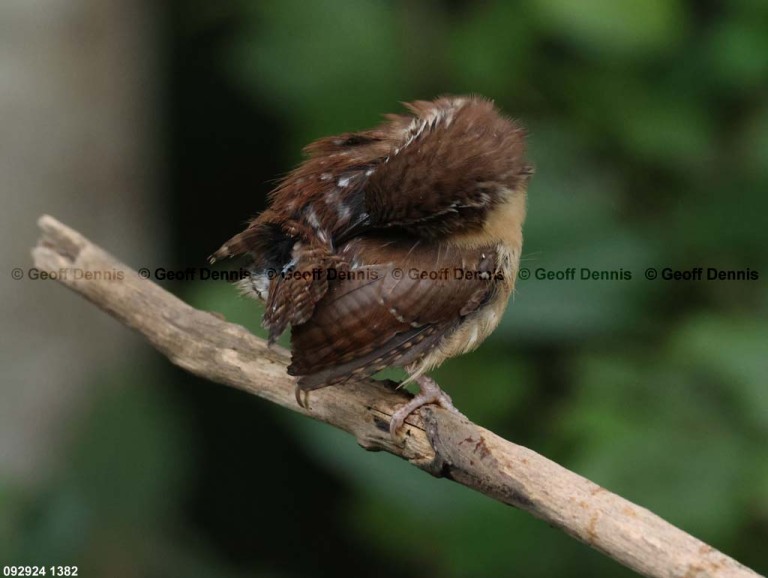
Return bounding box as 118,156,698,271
31,215,761,578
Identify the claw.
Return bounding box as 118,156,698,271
295,386,310,409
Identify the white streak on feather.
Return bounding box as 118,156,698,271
306,207,321,229
305,206,329,243
396,97,467,157
338,203,351,221
388,306,407,323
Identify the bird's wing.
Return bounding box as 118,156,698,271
288,238,503,389
210,98,530,262
358,98,530,238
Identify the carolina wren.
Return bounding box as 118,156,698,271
211,96,532,437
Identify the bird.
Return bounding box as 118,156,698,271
210,95,532,438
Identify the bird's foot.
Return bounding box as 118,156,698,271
390,376,463,439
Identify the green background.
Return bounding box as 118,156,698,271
4,0,767,576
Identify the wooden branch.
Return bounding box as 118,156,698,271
31,214,761,578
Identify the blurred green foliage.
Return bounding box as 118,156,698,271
6,0,767,576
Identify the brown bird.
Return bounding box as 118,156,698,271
211,95,532,437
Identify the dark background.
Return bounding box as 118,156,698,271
3,1,767,576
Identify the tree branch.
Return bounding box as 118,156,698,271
31,215,761,578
